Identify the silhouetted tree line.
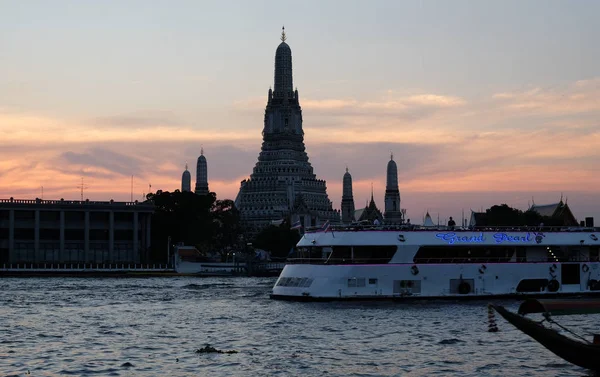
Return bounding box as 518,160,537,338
145,190,243,263
476,204,564,227
145,190,300,263
146,194,563,263
252,220,302,259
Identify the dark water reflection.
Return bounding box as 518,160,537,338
0,277,597,376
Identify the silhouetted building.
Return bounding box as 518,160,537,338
530,199,578,226
195,148,209,195
235,28,339,234
181,163,191,192
0,198,153,266
355,189,383,224
384,153,403,224
341,167,356,224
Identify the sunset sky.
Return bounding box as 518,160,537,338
1,1,599,223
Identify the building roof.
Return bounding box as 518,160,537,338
530,200,578,226
469,210,487,227
423,212,435,227
530,202,561,217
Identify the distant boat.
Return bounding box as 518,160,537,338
491,299,600,371
173,245,285,276
173,246,245,276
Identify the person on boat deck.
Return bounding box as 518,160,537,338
448,217,456,230
373,218,381,226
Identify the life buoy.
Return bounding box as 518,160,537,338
547,279,560,293
458,281,471,295
479,264,487,274
411,265,419,275
582,264,590,273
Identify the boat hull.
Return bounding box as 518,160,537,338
493,305,600,370
271,262,600,301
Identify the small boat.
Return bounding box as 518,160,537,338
491,299,600,371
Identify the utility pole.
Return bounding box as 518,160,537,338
76,177,88,202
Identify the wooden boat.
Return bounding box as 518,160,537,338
491,299,600,371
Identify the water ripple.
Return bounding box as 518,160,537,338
0,277,595,376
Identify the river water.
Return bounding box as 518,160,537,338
0,277,597,376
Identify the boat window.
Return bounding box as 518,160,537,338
414,246,517,264
368,278,378,285
276,277,313,287
347,278,366,288
591,247,599,262
328,246,396,264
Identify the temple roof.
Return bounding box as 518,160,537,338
423,212,435,227
530,200,577,225
530,202,562,217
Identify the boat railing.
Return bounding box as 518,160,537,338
304,224,599,233
287,256,598,265
1,262,173,271
286,257,392,265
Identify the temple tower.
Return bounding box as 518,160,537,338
341,167,355,224
235,28,339,234
181,163,191,192
195,148,209,195
384,153,403,223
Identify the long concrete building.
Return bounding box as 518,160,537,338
0,198,153,266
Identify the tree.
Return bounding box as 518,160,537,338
479,204,565,227
211,199,244,260
252,222,301,259
485,204,523,226
146,190,220,262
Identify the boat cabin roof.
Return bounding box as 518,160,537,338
304,224,599,234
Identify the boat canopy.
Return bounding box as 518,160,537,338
518,299,600,316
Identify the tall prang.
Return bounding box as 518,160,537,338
235,27,340,234
341,167,355,224
181,163,191,192
384,153,403,223
195,148,209,195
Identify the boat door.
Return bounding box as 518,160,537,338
561,263,581,291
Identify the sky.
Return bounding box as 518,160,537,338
1,0,599,224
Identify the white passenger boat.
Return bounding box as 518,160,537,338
270,225,600,301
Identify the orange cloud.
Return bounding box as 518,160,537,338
492,78,600,115
1,78,599,222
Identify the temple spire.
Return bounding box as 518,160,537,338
274,26,293,95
